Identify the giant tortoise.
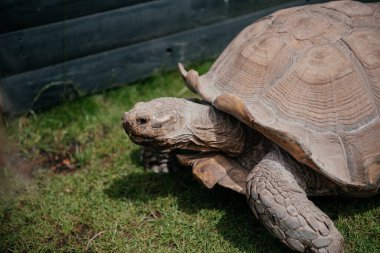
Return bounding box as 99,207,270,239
122,1,380,252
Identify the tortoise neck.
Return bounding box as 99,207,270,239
237,131,275,169
184,99,247,156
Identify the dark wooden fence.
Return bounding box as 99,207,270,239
0,0,324,116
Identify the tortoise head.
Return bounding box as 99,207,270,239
122,98,184,148
122,97,247,155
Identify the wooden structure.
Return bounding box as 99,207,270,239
0,0,324,116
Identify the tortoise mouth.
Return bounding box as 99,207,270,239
127,131,178,149
127,133,154,146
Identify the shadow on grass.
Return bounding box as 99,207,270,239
105,156,380,252
129,147,141,167
105,169,290,252
311,194,380,220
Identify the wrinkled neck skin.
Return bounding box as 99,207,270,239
237,131,274,169
166,99,248,156
159,99,275,165
186,100,276,166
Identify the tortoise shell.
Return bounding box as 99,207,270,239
185,1,380,191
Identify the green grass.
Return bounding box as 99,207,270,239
1,61,379,252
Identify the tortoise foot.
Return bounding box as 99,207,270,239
247,153,344,252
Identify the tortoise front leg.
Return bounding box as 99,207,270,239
140,147,179,173
247,150,343,252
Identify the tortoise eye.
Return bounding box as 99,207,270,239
136,116,149,125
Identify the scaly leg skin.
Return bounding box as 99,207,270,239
140,147,179,173
247,150,344,253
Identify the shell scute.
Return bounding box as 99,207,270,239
279,12,332,40
295,44,353,84
241,35,285,67
343,30,380,70
322,1,375,17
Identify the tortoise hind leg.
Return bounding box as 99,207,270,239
247,150,343,252
177,153,249,194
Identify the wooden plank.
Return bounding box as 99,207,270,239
0,0,325,116
0,0,303,77
0,0,153,33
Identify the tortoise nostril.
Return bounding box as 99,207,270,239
122,112,130,126
136,116,150,125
